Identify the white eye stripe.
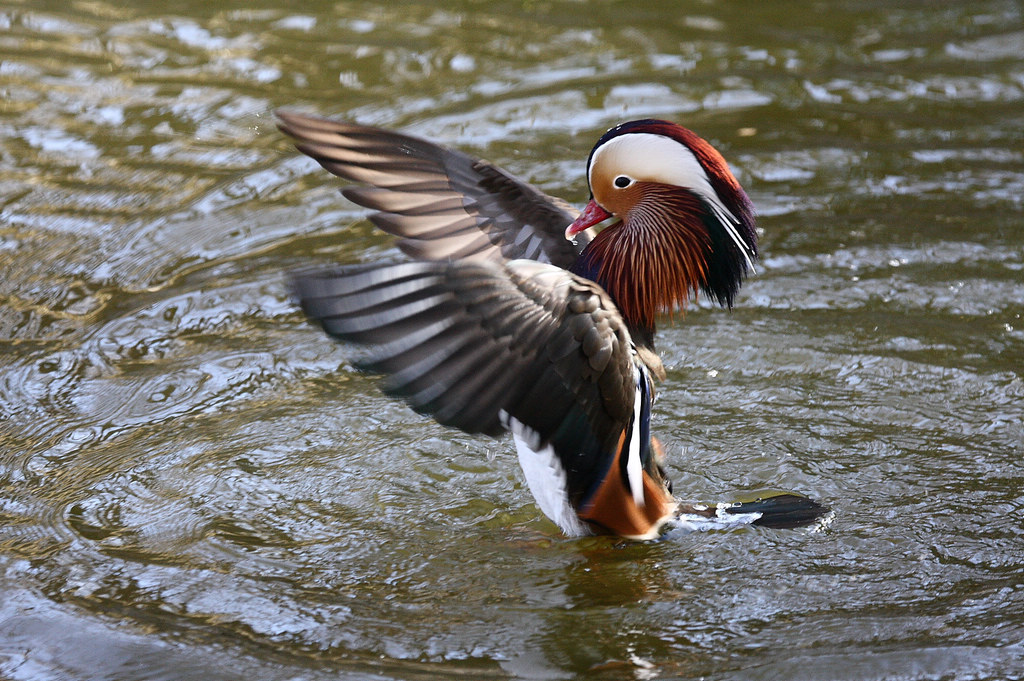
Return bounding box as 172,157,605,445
590,132,755,271
590,133,720,205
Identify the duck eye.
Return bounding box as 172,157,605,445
613,175,632,189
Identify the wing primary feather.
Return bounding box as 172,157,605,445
291,259,641,493
342,186,465,214
368,213,481,241
278,110,584,267
315,294,455,341
398,232,498,261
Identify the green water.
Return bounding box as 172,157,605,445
1,1,1022,679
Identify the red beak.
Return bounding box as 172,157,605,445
565,199,613,239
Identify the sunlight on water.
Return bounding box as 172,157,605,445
1,1,1023,679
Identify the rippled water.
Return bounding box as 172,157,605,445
2,1,1023,679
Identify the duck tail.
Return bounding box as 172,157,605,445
725,491,831,529
676,491,831,530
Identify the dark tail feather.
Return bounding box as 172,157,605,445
726,491,830,529
677,490,830,530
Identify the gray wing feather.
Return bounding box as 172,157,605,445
278,111,589,268
291,260,635,450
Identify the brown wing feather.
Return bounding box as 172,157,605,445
290,260,636,461
278,111,588,267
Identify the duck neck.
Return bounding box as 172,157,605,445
569,242,658,350
571,211,709,349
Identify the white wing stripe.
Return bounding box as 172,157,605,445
626,381,645,508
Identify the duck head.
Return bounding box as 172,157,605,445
567,119,758,341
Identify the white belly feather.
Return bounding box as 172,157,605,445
501,413,592,537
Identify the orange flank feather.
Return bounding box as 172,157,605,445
578,429,678,539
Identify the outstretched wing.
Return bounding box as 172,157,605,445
278,111,588,267
291,259,637,502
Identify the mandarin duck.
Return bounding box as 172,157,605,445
280,112,825,540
